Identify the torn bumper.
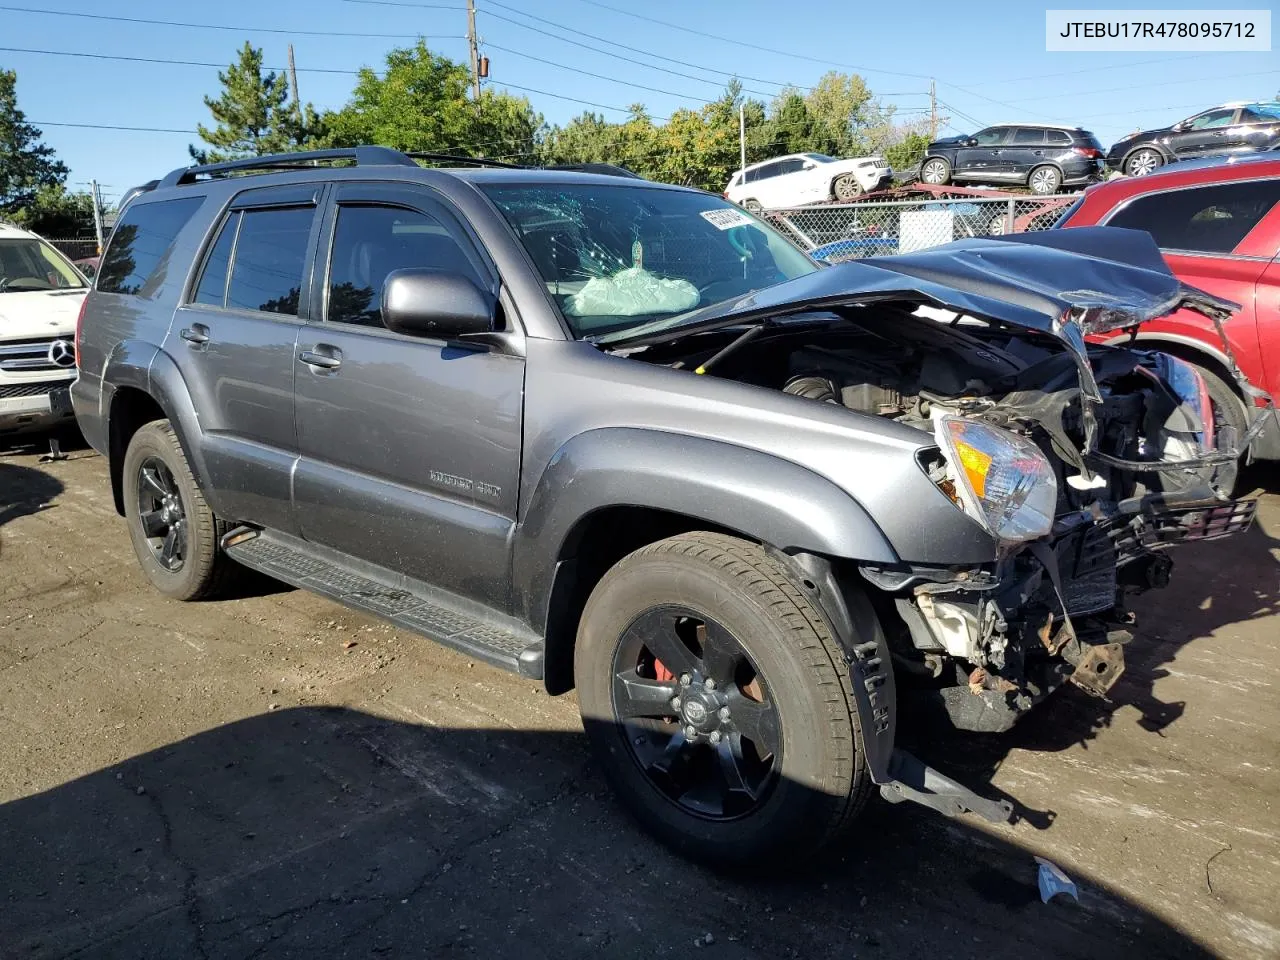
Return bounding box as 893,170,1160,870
895,493,1256,733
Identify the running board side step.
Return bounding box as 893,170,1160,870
879,749,1015,824
220,527,545,680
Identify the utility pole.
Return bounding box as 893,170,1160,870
89,180,104,255
739,102,746,173
929,79,937,139
467,0,481,99
287,44,301,110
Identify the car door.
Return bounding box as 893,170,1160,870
292,181,524,604
1170,108,1237,158
170,183,325,534
954,128,1010,180
1233,106,1280,156
1002,127,1048,179
757,159,807,207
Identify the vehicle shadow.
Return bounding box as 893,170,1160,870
0,462,64,531
0,706,1212,960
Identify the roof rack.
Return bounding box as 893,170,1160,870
158,146,418,188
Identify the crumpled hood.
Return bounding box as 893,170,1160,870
596,227,1271,467
0,289,86,340
595,227,1239,350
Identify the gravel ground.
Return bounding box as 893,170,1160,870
2,438,1277,960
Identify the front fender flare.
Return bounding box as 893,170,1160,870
513,427,898,633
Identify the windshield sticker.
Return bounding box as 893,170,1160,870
700,208,755,231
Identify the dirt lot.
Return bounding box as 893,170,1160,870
2,438,1278,960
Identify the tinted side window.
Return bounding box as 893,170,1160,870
775,159,804,175
1188,109,1234,130
751,163,780,182
225,207,313,315
1107,181,1280,253
97,197,203,296
1046,129,1072,144
1012,128,1045,145
327,205,482,328
194,211,238,306
973,128,1007,146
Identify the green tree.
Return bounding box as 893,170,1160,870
328,42,541,159
884,130,932,174
191,43,328,163
8,184,96,237
0,68,68,215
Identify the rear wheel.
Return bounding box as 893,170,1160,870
920,157,950,185
1028,164,1062,195
575,532,871,867
122,420,241,600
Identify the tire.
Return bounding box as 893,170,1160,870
575,531,872,868
122,419,240,601
1027,164,1062,195
920,157,950,185
988,215,1008,235
742,198,763,214
1196,364,1249,495
832,174,863,201
1125,147,1163,177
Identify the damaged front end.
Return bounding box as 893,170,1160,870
602,226,1269,735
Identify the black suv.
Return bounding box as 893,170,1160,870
919,124,1105,194
73,146,1257,865
1106,101,1280,177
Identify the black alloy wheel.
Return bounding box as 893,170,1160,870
611,606,782,820
136,456,188,571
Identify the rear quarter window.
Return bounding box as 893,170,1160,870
97,196,204,296
1105,180,1280,254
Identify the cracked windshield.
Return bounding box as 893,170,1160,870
479,183,816,338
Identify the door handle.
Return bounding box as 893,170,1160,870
299,349,342,370
1033,150,1043,156
180,324,210,345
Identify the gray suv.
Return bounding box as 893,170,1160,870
73,147,1264,865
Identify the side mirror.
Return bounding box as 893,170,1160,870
802,160,816,170
964,137,978,146
381,268,495,341
1172,121,1187,132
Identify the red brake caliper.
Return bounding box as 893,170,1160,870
653,659,674,683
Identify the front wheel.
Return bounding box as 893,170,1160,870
1125,148,1163,177
920,157,950,185
741,198,763,214
1028,164,1062,195
575,532,872,867
832,173,863,201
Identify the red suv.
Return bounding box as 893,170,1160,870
1056,154,1280,461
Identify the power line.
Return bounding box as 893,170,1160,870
0,5,468,40
0,45,364,75
981,67,1280,106
482,42,717,103
35,120,198,134
555,0,934,81
965,53,1219,87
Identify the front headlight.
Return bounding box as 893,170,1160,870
932,415,1058,547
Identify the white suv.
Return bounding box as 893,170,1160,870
0,222,88,436
725,152,892,212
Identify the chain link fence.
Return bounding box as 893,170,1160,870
764,195,1077,262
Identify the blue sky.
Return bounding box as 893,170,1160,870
3,0,1277,209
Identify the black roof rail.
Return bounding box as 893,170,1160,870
403,152,524,169
158,146,418,188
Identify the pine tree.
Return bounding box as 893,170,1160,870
190,43,327,163
0,68,69,214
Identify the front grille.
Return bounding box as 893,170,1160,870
0,379,66,399
0,338,74,373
